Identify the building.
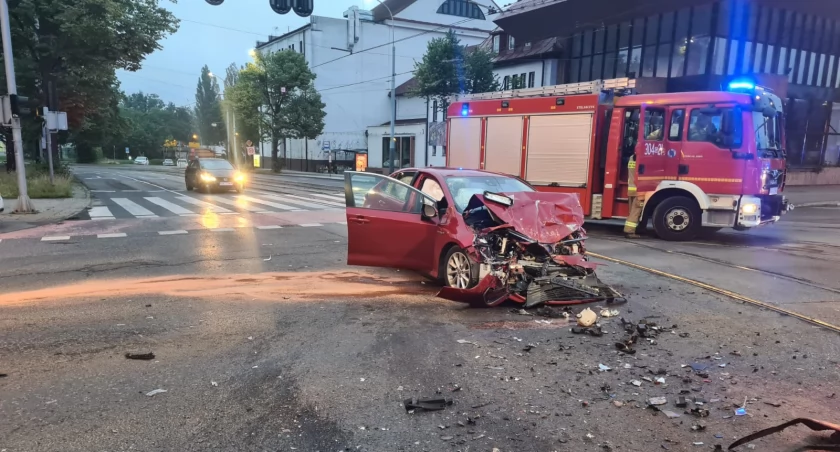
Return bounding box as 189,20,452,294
493,0,840,169
255,0,500,173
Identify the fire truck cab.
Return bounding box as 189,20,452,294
446,78,790,241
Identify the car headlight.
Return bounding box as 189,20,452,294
741,202,759,214
200,173,217,182
234,173,245,183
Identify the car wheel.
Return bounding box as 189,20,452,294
235,185,244,193
442,246,479,289
652,196,701,241
186,183,193,191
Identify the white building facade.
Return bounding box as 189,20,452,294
255,0,499,173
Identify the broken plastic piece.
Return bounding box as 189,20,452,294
735,408,747,416
598,364,611,372
648,397,667,406
577,308,597,327
145,389,167,397
404,397,453,412
600,308,620,317
662,410,681,419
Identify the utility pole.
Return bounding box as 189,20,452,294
1,0,34,212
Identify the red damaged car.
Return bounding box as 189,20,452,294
343,168,620,307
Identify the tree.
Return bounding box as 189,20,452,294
230,50,325,172
5,0,178,161
194,65,225,145
222,62,259,162
412,31,499,113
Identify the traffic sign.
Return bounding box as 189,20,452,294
322,141,330,151
125,147,130,154
246,146,256,156
245,140,253,147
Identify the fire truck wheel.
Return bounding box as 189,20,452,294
652,196,701,241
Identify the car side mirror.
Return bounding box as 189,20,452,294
422,203,438,220
720,110,735,135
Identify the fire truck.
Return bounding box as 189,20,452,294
445,78,790,241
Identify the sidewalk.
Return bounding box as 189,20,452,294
0,184,91,233
783,185,840,207
252,168,344,180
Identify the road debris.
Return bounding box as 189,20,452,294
648,397,667,406
457,339,480,347
631,380,642,387
662,410,681,419
403,397,453,412
729,418,840,450
577,308,598,327
572,326,604,336
263,255,272,262
211,381,218,387
600,308,620,317
145,389,167,397
599,363,612,372
124,352,155,360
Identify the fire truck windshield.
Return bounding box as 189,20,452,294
753,112,783,158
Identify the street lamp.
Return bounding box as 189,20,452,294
366,0,396,175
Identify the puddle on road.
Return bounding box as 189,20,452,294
0,271,437,306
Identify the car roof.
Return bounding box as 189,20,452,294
400,167,514,178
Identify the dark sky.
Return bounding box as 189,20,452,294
117,0,355,106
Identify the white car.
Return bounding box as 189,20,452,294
176,158,188,168
0,193,4,213
134,156,149,165
162,159,174,166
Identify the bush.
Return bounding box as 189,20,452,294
76,146,103,164
0,171,74,199
149,159,164,166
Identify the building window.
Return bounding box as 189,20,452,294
381,136,413,169
503,75,510,90
492,35,500,53
508,35,515,50
524,42,532,49
432,100,438,122
528,72,535,88
436,0,485,20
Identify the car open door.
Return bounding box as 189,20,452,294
344,172,439,270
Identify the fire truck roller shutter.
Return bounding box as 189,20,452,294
484,116,524,176
525,113,593,186
448,118,482,169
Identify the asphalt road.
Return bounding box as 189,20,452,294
1,166,839,452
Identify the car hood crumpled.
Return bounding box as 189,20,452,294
464,191,585,243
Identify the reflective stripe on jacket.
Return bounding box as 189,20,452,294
627,156,637,195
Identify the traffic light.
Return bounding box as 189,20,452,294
205,0,312,17
10,94,31,117
269,0,291,15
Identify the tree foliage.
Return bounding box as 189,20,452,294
3,0,179,161
411,31,499,110
222,62,259,160
229,50,325,172
194,65,224,145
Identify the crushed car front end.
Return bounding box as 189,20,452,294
437,191,621,308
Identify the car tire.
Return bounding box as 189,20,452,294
652,196,701,241
442,246,479,289
186,182,193,191
235,185,244,194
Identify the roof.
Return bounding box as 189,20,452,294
494,36,561,64
377,118,426,126
616,91,753,108
371,0,417,22
255,23,311,49
394,77,418,96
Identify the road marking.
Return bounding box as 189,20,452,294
299,223,323,227
117,173,184,196
158,230,188,235
256,225,283,230
209,196,265,212
210,227,235,232
177,196,233,213
311,193,346,203
144,197,198,216
89,206,115,220
337,222,347,225
97,233,127,238
111,198,157,217
236,195,301,211
284,193,345,208
90,190,116,193
263,193,336,209
42,236,71,241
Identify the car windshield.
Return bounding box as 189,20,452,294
445,175,534,212
201,159,234,170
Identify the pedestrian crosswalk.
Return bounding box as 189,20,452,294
78,191,346,220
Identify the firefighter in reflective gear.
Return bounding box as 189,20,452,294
624,153,643,239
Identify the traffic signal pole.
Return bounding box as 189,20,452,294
0,0,34,213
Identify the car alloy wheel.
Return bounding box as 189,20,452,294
446,251,472,289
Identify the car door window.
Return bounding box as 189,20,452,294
668,109,685,141
393,171,416,186
688,108,742,148
346,172,433,214
644,108,666,141
419,177,445,201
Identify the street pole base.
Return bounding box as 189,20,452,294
12,195,36,214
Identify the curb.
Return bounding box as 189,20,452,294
793,201,840,208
